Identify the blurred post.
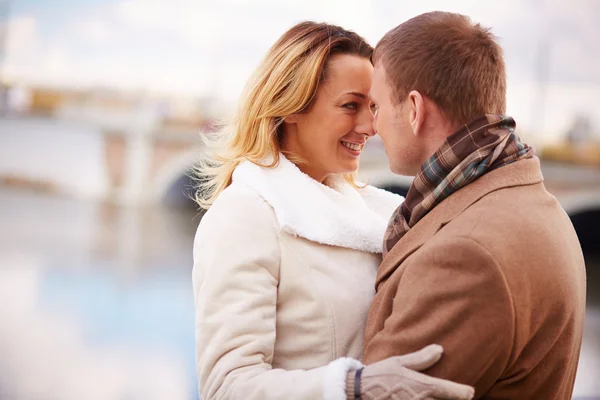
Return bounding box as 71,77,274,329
0,0,11,115
118,99,160,207
0,0,9,69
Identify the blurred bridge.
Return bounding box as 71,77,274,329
1,115,599,252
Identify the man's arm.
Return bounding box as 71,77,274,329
363,236,515,398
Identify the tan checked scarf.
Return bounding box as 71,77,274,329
383,115,535,257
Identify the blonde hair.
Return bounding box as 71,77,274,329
193,21,373,209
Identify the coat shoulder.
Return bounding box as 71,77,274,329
202,183,277,227
431,183,584,304
449,184,576,254
193,183,280,261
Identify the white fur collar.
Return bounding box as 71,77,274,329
232,154,403,253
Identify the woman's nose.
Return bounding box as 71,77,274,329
356,109,376,137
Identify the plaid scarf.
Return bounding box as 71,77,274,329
383,115,535,256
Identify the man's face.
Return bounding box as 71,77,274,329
370,63,426,176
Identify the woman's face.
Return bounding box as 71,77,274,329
282,54,376,182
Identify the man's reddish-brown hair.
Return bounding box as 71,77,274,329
373,11,506,125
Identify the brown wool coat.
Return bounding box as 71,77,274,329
363,157,587,400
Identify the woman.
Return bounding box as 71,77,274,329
192,22,470,400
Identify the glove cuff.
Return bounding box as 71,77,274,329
346,370,355,400
323,357,363,400
346,368,363,400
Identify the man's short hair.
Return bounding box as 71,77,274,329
373,11,506,125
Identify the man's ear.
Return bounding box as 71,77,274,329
407,90,425,137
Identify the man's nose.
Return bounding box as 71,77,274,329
372,110,378,136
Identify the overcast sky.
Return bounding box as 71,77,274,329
3,0,599,140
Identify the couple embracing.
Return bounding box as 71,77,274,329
192,11,586,400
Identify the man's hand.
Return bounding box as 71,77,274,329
346,345,474,400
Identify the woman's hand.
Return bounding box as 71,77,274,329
346,344,475,400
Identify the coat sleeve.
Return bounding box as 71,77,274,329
362,236,515,399
193,187,361,400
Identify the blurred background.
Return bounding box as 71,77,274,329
0,0,599,399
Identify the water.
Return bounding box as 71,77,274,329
0,187,598,399
0,188,199,400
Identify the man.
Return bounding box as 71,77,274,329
346,11,586,400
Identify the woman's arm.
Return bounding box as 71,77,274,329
193,186,360,400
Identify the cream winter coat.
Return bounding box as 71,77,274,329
192,154,403,400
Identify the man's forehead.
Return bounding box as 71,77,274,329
372,63,387,81
368,87,377,100
370,65,387,98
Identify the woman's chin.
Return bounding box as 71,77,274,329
334,161,360,175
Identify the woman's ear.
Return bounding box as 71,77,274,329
283,114,299,124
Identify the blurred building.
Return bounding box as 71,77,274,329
541,114,600,168
0,85,214,208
